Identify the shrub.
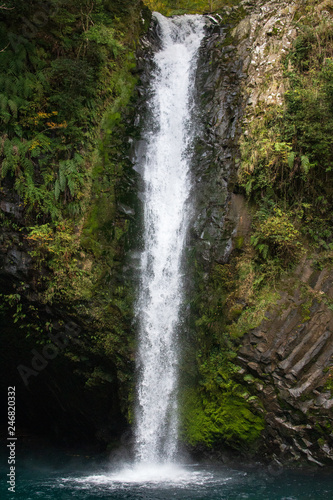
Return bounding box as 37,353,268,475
251,209,304,266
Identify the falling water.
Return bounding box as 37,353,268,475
135,13,205,464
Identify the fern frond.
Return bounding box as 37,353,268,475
54,179,60,200
287,151,296,169
0,92,8,111
59,168,66,191
301,155,310,175
7,98,18,117
67,178,75,197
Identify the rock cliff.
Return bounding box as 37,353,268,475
189,0,333,465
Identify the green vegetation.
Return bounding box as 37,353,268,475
239,6,333,257
0,0,145,221
143,0,240,16
0,0,149,435
180,251,270,450
250,208,304,266
181,385,264,448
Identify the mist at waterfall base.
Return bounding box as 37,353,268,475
3,14,333,500
1,453,333,499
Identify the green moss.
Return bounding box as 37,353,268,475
234,235,244,249
180,387,264,448
324,367,333,396
228,305,243,321
227,285,279,339
180,389,213,446
182,248,267,451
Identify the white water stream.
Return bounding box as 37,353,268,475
135,13,205,465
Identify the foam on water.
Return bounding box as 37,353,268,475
62,463,232,489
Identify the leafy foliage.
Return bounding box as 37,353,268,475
0,0,146,426
251,208,304,266
143,0,239,15
238,13,333,253
0,0,143,221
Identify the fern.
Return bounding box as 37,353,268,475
67,178,76,197
287,151,296,169
1,158,13,178
22,76,34,99
8,99,18,117
301,155,311,175
0,93,8,112
85,25,124,57
59,168,66,191
257,243,269,259
245,177,254,197
250,235,259,247
54,179,60,200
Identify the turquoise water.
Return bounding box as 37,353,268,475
2,453,333,499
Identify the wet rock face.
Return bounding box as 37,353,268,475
191,0,333,465
190,0,299,264
228,0,333,466
237,262,333,465
0,194,33,286
191,19,245,264
234,0,298,109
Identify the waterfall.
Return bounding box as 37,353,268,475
135,13,205,464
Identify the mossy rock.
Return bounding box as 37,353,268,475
180,388,265,449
